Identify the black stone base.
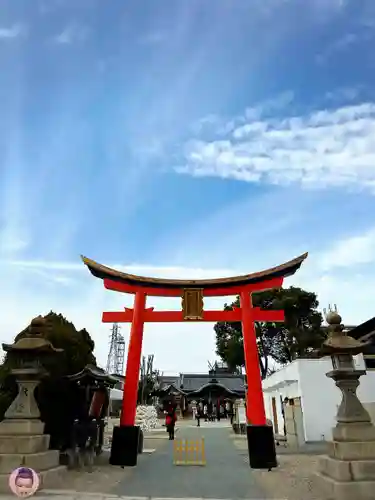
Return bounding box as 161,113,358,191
110,425,140,467
246,424,277,470
138,428,144,454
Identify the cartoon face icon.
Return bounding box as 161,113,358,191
9,467,39,498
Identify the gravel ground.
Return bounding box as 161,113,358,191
233,438,325,500
251,455,323,500
51,437,165,494
51,452,131,493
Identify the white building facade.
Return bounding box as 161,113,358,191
262,356,375,444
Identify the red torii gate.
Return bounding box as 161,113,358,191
82,253,307,468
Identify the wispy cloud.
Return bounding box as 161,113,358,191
0,162,32,260
316,33,357,64
138,31,167,45
176,101,375,193
0,24,26,40
0,230,29,255
0,258,239,280
190,92,295,137
316,30,373,64
318,226,375,271
53,22,89,45
325,86,363,102
191,114,220,135
245,91,295,120
38,0,64,15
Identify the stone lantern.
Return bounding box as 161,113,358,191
316,305,375,500
1,316,62,428
321,305,373,437
0,316,65,492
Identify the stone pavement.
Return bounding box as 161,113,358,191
0,423,287,500
1,496,277,500
110,424,270,499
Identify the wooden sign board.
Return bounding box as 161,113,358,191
182,288,204,320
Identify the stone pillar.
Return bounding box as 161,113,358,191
5,377,41,420
1,368,44,436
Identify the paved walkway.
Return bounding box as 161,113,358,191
111,424,267,499
0,423,274,499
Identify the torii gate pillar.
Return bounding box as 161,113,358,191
240,290,266,425
121,291,146,427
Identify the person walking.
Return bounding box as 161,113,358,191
165,411,177,440
203,404,208,422
196,407,201,427
225,400,230,418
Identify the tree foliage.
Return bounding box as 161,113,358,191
0,312,97,449
214,287,326,379
137,371,160,405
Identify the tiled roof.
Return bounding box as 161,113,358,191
339,317,375,369
180,375,209,391
159,376,180,389
158,372,246,393
349,317,375,340
67,364,117,386
180,373,246,392
188,382,240,398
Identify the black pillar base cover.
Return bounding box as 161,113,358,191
109,425,140,467
138,428,144,454
246,424,277,469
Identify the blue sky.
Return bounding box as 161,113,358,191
1,0,375,373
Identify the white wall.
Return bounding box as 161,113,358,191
262,360,301,436
262,355,375,442
262,360,300,391
110,388,123,401
264,381,300,436
297,358,340,441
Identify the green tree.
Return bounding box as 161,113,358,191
214,287,325,379
0,312,97,449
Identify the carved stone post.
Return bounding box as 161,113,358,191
5,372,42,420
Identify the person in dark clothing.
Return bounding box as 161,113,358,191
196,407,201,427
165,411,177,440
207,401,213,421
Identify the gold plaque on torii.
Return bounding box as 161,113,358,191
182,288,204,320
